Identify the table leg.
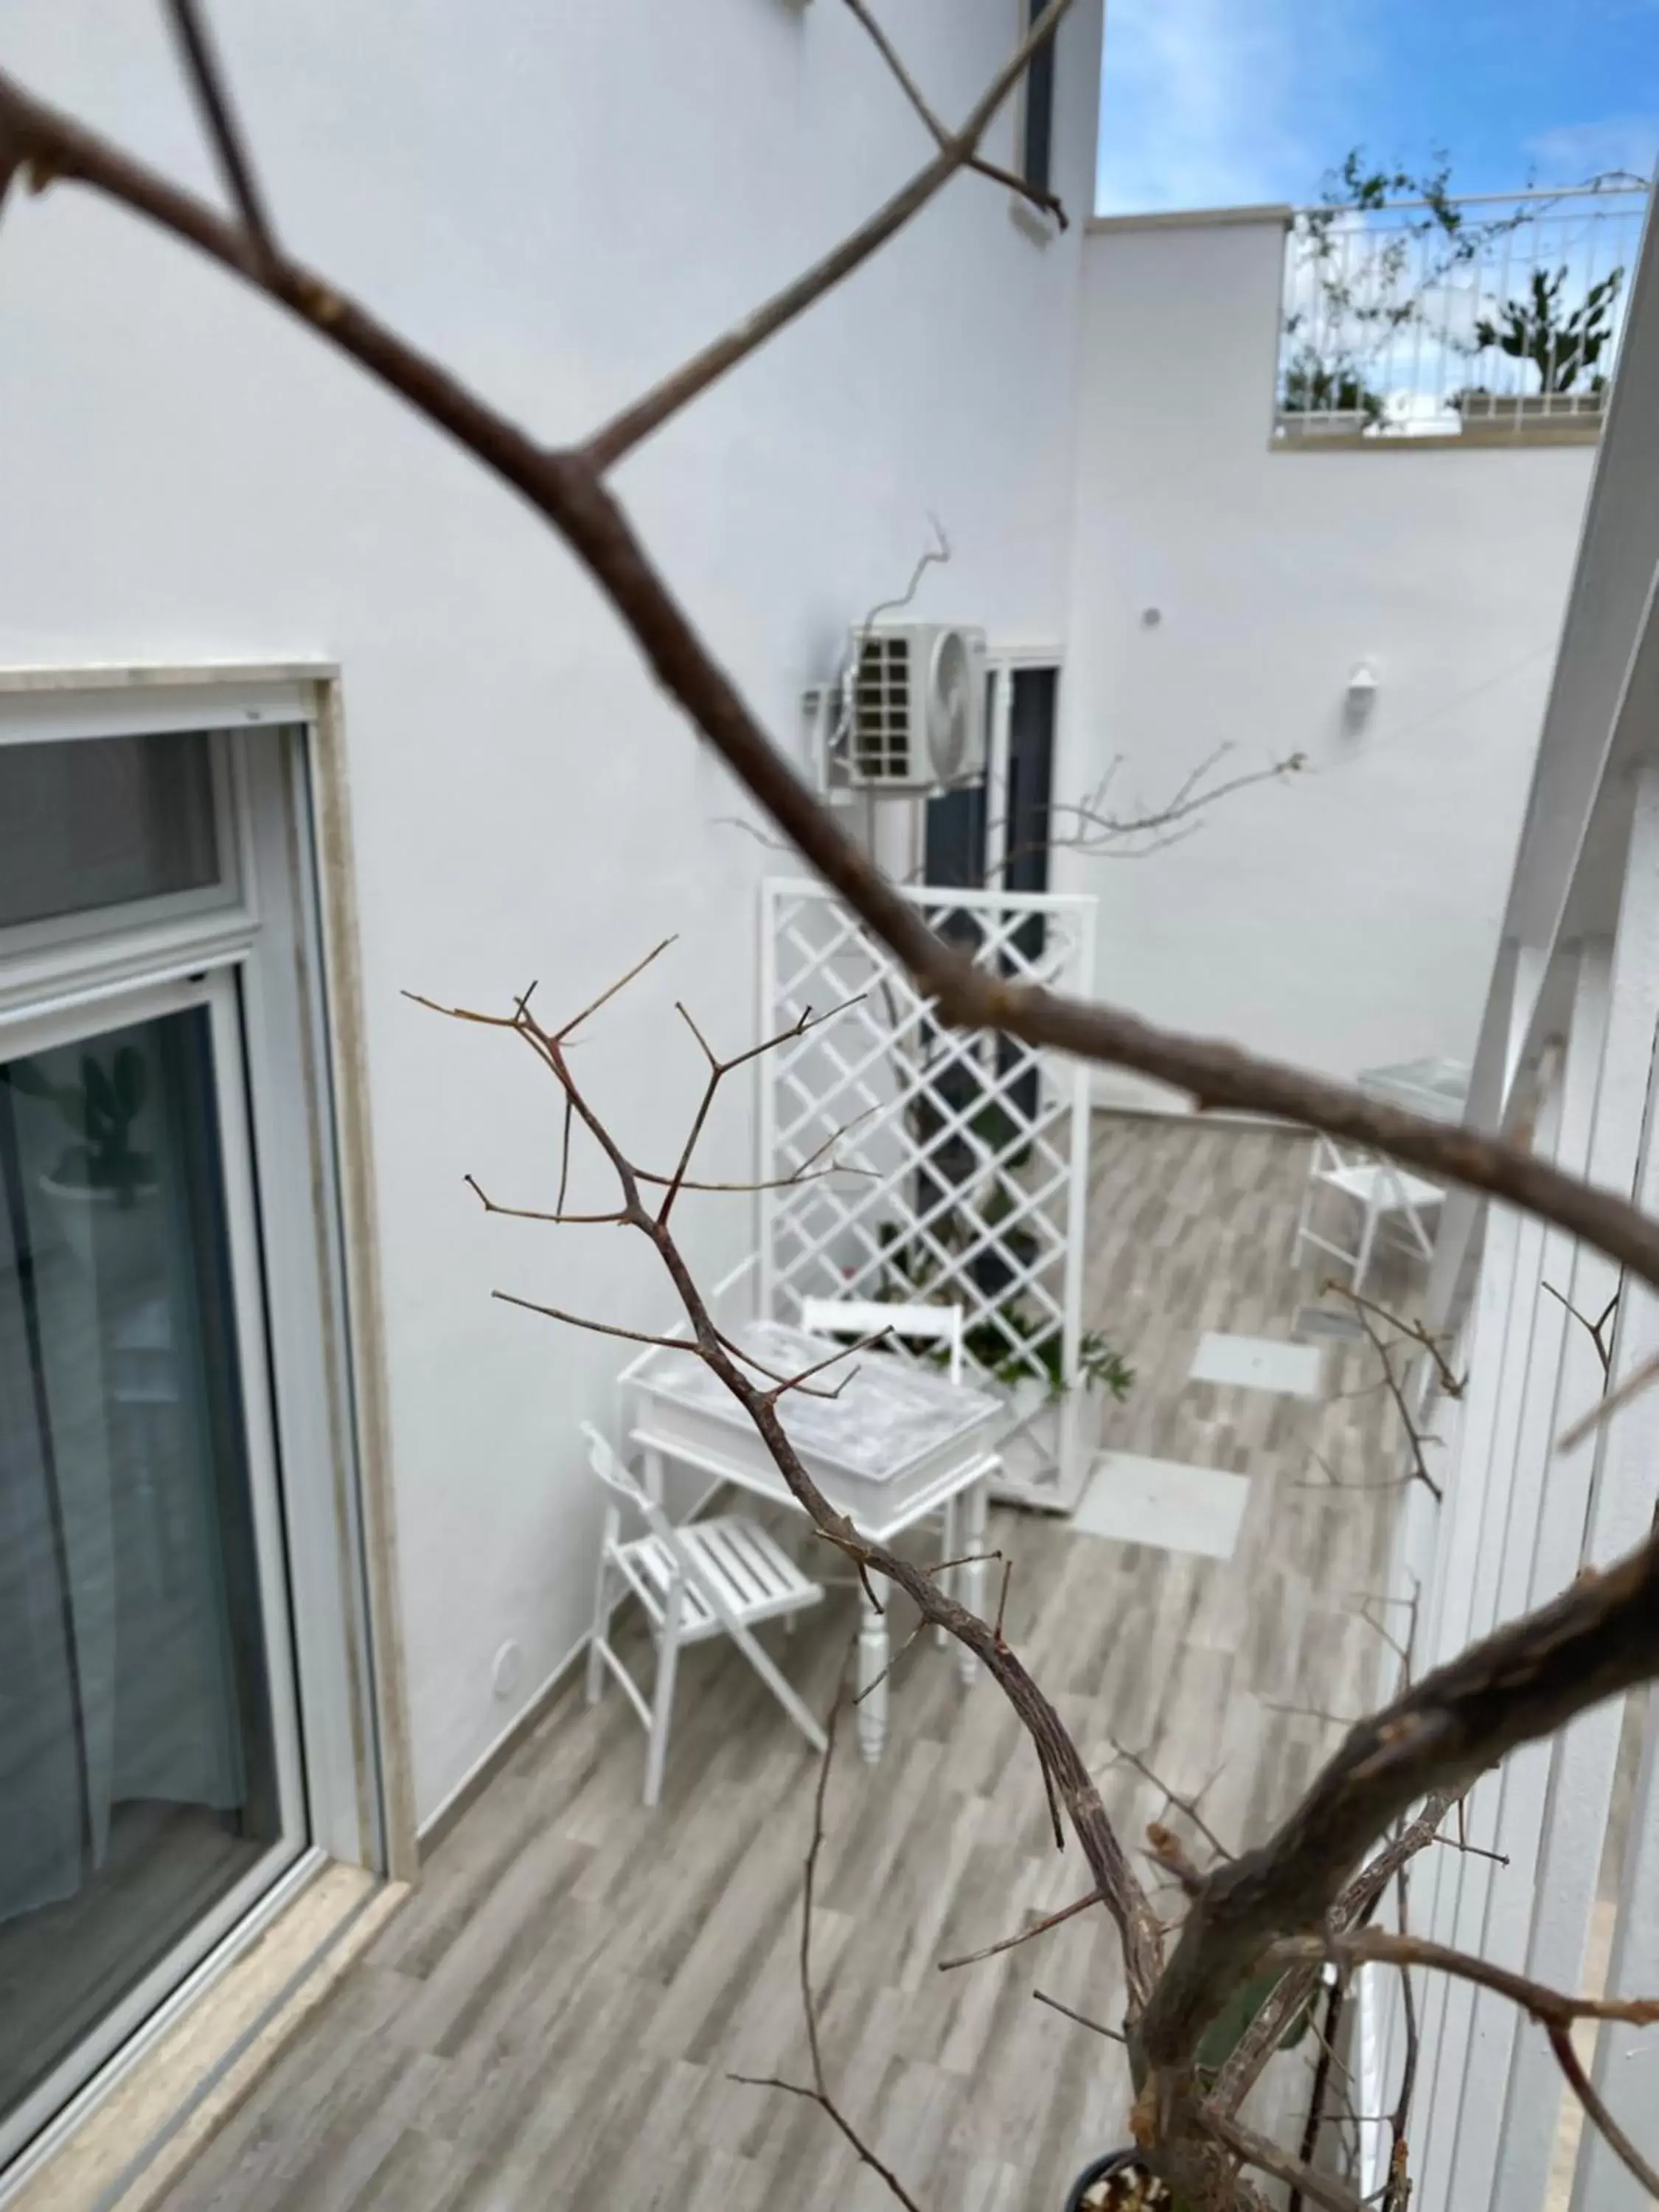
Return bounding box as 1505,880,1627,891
855,1580,889,1763
956,1474,990,1687
641,1445,665,1504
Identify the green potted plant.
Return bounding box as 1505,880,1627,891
4,1045,159,1293
872,1220,1134,1506
1455,262,1624,429
1277,342,1388,437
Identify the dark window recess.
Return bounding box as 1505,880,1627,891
922,780,987,894
1000,668,1057,1122
1022,0,1057,200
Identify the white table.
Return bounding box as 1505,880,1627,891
624,1319,1004,1763
1356,1057,1470,1124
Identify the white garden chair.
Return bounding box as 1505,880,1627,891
1293,1136,1442,1294
580,1423,826,1807
798,1297,981,1644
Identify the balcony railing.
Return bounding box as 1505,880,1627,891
1275,181,1650,442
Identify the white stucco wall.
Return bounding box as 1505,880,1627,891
0,0,1102,1825
1057,210,1597,1107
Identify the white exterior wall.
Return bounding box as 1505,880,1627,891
0,0,1102,1826
1059,211,1597,1107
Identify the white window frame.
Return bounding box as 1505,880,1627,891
0,667,403,2188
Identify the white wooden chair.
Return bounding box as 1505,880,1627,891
580,1423,826,1807
797,1297,983,1644
1293,1137,1443,1294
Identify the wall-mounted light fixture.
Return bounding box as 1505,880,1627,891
1344,661,1379,730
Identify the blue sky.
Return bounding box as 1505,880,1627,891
1095,0,1659,212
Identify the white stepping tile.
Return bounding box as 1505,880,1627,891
1070,1453,1251,1561
1189,1330,1325,1399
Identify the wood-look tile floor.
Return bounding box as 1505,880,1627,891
156,1119,1408,2212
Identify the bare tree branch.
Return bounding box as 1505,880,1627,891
580,0,1082,467
1275,1929,1659,2030
1324,1282,1444,1502
22,26,1659,2198
1140,1538,1659,2110
1547,2018,1659,2200
1269,1930,1659,2199
414,963,1166,2011
1326,1284,1466,1399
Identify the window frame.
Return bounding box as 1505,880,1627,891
0,669,399,2186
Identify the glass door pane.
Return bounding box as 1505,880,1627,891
0,995,293,2126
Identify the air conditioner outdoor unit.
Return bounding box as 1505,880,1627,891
845,623,987,791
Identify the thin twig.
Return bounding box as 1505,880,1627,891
464,1173,624,1228
839,0,1068,226
490,1289,686,1350
1031,1987,1125,2042
1326,1283,1465,1399
1107,1736,1235,1863
555,936,678,1040
937,1886,1105,1973
161,0,276,265
1430,1830,1509,1867
730,1681,926,2212
1541,1279,1618,1382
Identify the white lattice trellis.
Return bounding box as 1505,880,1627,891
758,877,1099,1511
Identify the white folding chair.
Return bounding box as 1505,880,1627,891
798,1297,981,1645
580,1424,826,1807
1293,1136,1442,1294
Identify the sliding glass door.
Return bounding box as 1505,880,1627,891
0,970,304,2146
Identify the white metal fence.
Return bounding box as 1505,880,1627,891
1277,182,1649,440
757,876,1099,1510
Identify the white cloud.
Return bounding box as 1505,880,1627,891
1094,0,1370,213
1523,114,1659,185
